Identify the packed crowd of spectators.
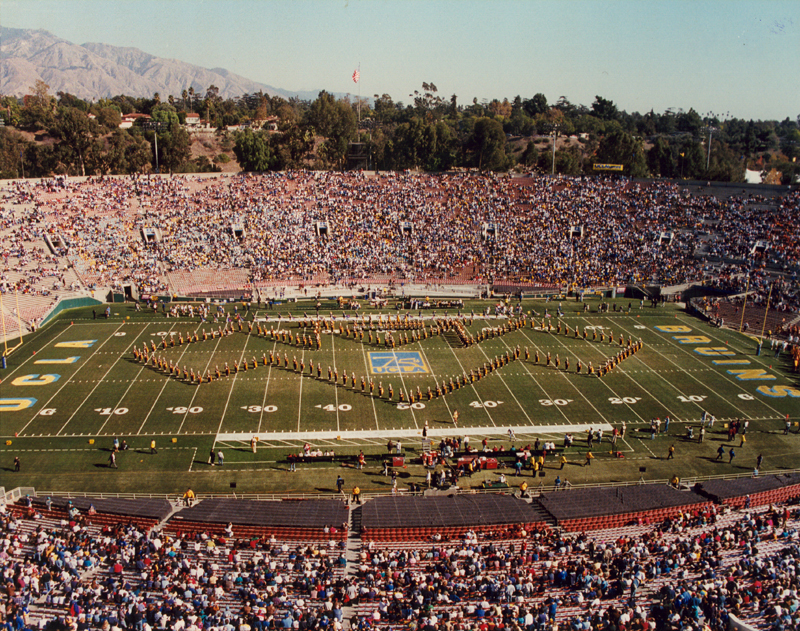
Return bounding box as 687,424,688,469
1,173,797,302
353,504,800,631
2,499,799,631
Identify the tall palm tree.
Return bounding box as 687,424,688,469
182,89,188,111
188,87,194,113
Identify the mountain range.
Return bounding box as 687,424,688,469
0,26,327,102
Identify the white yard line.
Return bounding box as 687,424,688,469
357,330,382,432
514,328,613,424
612,317,753,419
439,320,496,426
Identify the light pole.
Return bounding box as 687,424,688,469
551,124,560,175
706,125,716,172
143,121,168,173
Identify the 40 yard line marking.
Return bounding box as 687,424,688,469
357,329,381,432
471,330,534,425
441,320,494,426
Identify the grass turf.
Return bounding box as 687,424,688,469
1,298,798,496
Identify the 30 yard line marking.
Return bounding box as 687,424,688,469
516,328,614,425
215,323,253,439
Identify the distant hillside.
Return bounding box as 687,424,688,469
0,26,326,102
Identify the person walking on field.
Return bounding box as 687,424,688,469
584,451,594,467
667,445,675,460
150,440,157,454
208,449,215,465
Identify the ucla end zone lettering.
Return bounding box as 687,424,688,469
368,351,430,375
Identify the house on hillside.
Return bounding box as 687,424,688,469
119,113,151,129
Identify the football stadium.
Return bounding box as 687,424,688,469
1,171,799,631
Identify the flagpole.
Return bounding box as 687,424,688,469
357,63,361,125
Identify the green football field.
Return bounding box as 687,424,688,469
1,298,798,496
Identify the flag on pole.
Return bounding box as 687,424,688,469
352,68,360,84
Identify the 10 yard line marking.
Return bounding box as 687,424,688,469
17,322,126,436
58,322,142,435
673,313,788,418
612,317,753,418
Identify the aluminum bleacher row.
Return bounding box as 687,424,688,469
697,474,800,509
12,495,171,530
164,497,349,540
360,494,553,541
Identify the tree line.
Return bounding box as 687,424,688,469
1,80,798,183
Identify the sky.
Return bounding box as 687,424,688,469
2,0,799,121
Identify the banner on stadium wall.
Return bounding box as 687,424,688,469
593,163,624,171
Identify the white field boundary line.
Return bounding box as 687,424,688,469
215,422,613,441
17,321,127,436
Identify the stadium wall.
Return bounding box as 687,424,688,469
40,296,104,327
